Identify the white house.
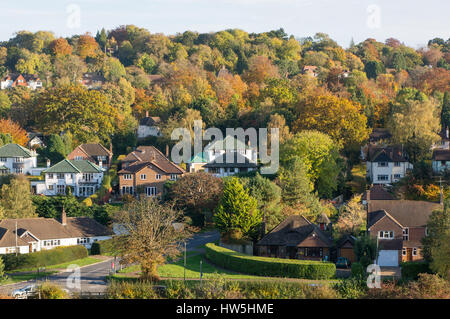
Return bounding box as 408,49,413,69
366,145,413,184
0,211,113,255
1,74,42,90
202,136,258,177
0,143,39,175
32,159,104,197
137,112,162,139
432,149,450,173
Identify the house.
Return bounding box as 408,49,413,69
0,210,112,254
137,112,162,139
362,184,395,205
367,199,441,266
432,149,450,173
118,146,184,197
187,152,208,173
256,215,333,261
0,143,39,175
80,73,105,89
432,127,450,150
365,145,413,184
302,65,319,77
67,143,113,169
202,135,258,177
337,235,357,263
32,159,104,197
27,132,45,149
0,73,42,90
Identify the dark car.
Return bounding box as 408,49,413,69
336,257,351,268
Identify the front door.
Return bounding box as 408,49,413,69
406,248,413,261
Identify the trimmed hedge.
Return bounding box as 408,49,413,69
91,237,119,256
205,243,336,280
401,261,432,281
1,245,88,271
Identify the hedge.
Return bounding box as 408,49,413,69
401,261,432,281
205,243,336,280
1,245,88,271
91,237,120,256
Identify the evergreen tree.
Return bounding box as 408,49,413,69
96,28,108,52
213,177,262,241
42,134,66,164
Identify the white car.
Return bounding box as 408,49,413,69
12,285,37,299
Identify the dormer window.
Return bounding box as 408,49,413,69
378,162,388,167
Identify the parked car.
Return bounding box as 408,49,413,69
12,285,37,299
336,257,351,268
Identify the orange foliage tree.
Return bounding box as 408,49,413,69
0,119,29,146
49,38,73,56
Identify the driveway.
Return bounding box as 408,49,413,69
0,257,114,297
185,230,220,252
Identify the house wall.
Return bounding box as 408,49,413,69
137,126,161,139
67,147,112,168
0,156,37,175
432,160,450,173
367,161,413,184
368,216,404,241
40,172,103,197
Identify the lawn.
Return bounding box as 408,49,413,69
8,256,104,273
0,271,58,286
347,163,367,194
114,253,340,284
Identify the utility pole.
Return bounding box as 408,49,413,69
15,220,18,256
183,241,186,284
200,260,203,288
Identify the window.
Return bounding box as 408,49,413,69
304,247,323,257
394,174,401,179
123,174,132,180
56,185,65,194
377,162,388,167
74,156,83,160
403,228,409,241
0,157,7,162
378,231,394,239
57,173,64,179
48,184,54,190
402,248,407,256
377,175,389,181
146,187,157,197
140,174,147,180
170,174,178,181
155,174,161,180
77,238,91,244
6,247,16,254
394,162,401,167
47,173,54,179
412,247,417,256
14,168,23,174
122,186,133,195
83,173,93,181
14,157,24,163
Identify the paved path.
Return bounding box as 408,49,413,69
0,258,114,297
186,230,220,252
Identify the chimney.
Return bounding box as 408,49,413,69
145,110,149,118
61,207,67,226
47,159,51,168
166,145,169,158
109,143,113,154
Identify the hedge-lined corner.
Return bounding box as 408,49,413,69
205,243,336,280
1,246,88,271
400,261,432,281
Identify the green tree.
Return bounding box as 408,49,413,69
422,201,450,262
354,235,378,268
213,177,262,241
430,230,450,280
40,134,66,164
0,176,37,218
0,256,7,282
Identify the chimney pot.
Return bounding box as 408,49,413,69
47,159,51,168
145,110,149,118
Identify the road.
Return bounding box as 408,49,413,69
0,231,220,297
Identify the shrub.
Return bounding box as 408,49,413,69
401,261,432,281
91,237,121,256
106,280,159,299
2,245,88,271
39,282,69,299
0,257,8,282
334,278,367,299
351,262,365,279
82,197,93,207
205,243,336,280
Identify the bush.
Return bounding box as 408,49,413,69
401,261,432,281
205,243,336,280
351,262,365,279
2,245,88,271
39,282,69,299
106,280,159,299
334,278,367,299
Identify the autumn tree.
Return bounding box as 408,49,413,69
293,94,370,148
54,55,87,84
0,119,28,146
388,97,441,162
169,172,223,226
33,85,117,143
243,55,279,85
114,198,192,281
49,38,73,56
76,33,99,59
335,194,366,236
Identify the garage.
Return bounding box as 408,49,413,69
340,248,356,263
377,250,399,266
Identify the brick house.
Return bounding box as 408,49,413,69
67,143,113,169
367,199,441,266
256,215,333,261
118,146,184,198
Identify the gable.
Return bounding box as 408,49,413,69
368,213,403,232
297,231,331,248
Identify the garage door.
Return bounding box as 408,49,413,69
340,248,356,263
378,250,399,267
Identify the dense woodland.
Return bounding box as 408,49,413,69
0,26,449,231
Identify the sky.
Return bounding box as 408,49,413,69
0,0,449,48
